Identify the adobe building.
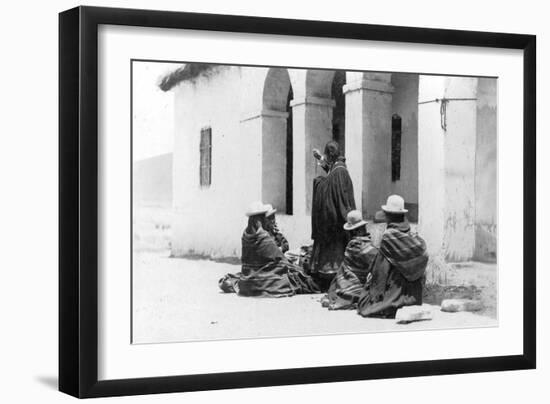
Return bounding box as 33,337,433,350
160,64,497,262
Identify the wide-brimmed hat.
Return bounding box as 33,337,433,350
265,204,277,217
381,194,408,213
343,209,368,231
245,201,270,217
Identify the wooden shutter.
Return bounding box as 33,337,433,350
391,114,402,182
200,127,212,187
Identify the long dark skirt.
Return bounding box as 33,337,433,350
310,229,350,290
310,160,355,290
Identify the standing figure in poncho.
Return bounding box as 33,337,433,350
357,195,429,318
218,202,320,297
310,141,356,291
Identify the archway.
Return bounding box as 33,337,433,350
298,69,348,212
331,71,346,153
304,69,346,154
262,68,293,214
344,71,394,217
285,86,293,214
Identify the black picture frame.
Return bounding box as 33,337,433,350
59,5,536,398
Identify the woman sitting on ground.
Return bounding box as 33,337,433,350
322,210,378,310
219,202,320,297
357,195,429,318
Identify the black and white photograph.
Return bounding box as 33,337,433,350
132,61,499,344
2,0,546,402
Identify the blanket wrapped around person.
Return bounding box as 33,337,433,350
310,141,356,290
323,235,378,310
357,221,429,318
219,226,320,297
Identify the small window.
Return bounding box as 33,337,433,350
391,114,402,182
199,127,212,187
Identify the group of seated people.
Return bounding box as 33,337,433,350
219,194,429,319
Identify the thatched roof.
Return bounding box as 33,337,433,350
158,63,218,91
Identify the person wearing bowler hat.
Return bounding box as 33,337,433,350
218,201,320,297
321,209,379,310
356,195,429,319
264,204,289,254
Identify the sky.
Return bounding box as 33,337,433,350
132,61,183,162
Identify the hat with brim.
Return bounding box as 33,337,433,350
343,209,368,231
381,194,408,214
344,220,368,231
265,204,277,217
245,201,270,217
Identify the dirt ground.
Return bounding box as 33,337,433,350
132,250,497,344
424,262,497,318
132,206,498,344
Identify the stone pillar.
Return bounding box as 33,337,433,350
290,96,335,216
260,110,289,212
344,73,394,218
418,76,478,261
238,110,270,204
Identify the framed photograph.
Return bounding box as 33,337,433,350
59,6,536,398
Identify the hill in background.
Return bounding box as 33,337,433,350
133,153,172,207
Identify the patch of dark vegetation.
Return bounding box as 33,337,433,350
159,63,219,91
169,252,241,266
423,284,481,306
450,262,474,269
424,283,497,319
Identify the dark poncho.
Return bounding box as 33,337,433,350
310,158,356,282
323,236,378,310
357,222,429,318
269,223,289,253
219,227,320,297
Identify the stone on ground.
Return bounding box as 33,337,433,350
440,299,483,313
395,305,433,324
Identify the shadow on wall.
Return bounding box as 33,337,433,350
405,202,418,223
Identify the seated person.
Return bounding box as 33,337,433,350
323,210,378,310
357,195,428,319
264,204,289,253
219,202,320,297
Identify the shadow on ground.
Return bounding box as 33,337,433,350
170,253,241,265
35,375,58,390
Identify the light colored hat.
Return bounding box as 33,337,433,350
381,194,408,213
343,209,368,231
245,201,270,217
265,204,277,217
